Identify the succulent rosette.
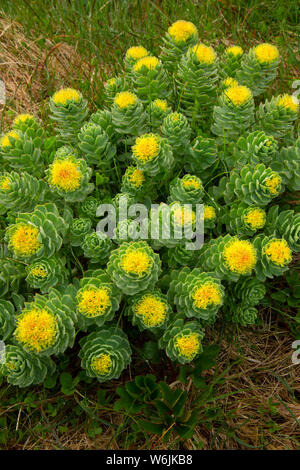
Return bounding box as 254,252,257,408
256,94,299,139
107,241,161,295
270,138,300,192
168,268,224,321
160,20,198,72
265,206,300,253
5,203,68,262
111,91,147,137
147,99,172,131
125,290,171,332
121,166,147,196
168,174,204,204
202,204,218,232
224,164,283,206
49,88,88,143
161,112,191,156
78,121,116,167
90,109,116,141
253,235,293,281
150,202,197,249
0,171,49,213
158,314,204,364
12,113,41,135
221,45,244,78
131,133,174,176
185,135,217,178
231,277,266,307
76,270,122,327
70,217,93,247
0,255,25,298
0,300,15,341
225,203,266,236
0,129,44,176
46,148,94,202
167,243,197,268
199,235,257,282
13,294,76,356
79,196,101,222
82,231,113,264
227,131,278,170
1,344,56,388
132,56,170,103
212,85,254,140
237,43,280,96
79,328,132,382
25,256,68,293
176,43,218,120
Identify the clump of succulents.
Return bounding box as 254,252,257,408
0,20,298,389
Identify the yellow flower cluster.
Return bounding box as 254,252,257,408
244,208,266,230
48,158,82,192
254,43,279,64
264,174,281,195
132,134,160,162
129,168,145,188
277,94,299,113
226,45,243,57
91,353,112,375
29,266,48,278
0,130,20,149
126,46,149,61
204,206,216,221
264,239,292,266
191,43,216,64
15,308,57,353
114,91,137,109
225,85,252,106
153,99,168,111
52,88,81,106
134,294,167,327
10,224,41,257
133,56,160,72
77,288,111,318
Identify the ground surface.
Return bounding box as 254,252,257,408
0,0,299,450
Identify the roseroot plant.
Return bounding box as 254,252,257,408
79,327,132,382
0,19,298,389
76,270,122,327
158,314,205,364
125,290,171,332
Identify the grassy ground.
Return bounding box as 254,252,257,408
0,0,299,450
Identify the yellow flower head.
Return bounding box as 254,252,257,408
226,45,243,57
153,99,168,112
48,157,82,192
264,239,292,267
277,94,299,113
264,174,281,195
132,134,160,162
191,44,216,64
133,56,160,72
225,85,252,106
126,46,149,61
0,130,20,149
106,78,116,87
129,168,145,188
91,353,112,375
114,91,137,109
254,43,279,64
77,287,111,318
173,205,196,227
9,224,41,258
168,20,197,43
52,88,81,106
29,265,48,278
223,239,257,275
13,114,35,125
223,77,239,88
0,175,11,191
174,333,200,360
15,308,57,353
182,176,201,190
170,112,181,122
204,205,216,220
134,294,167,327
244,208,266,230
120,248,152,277
192,282,222,310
